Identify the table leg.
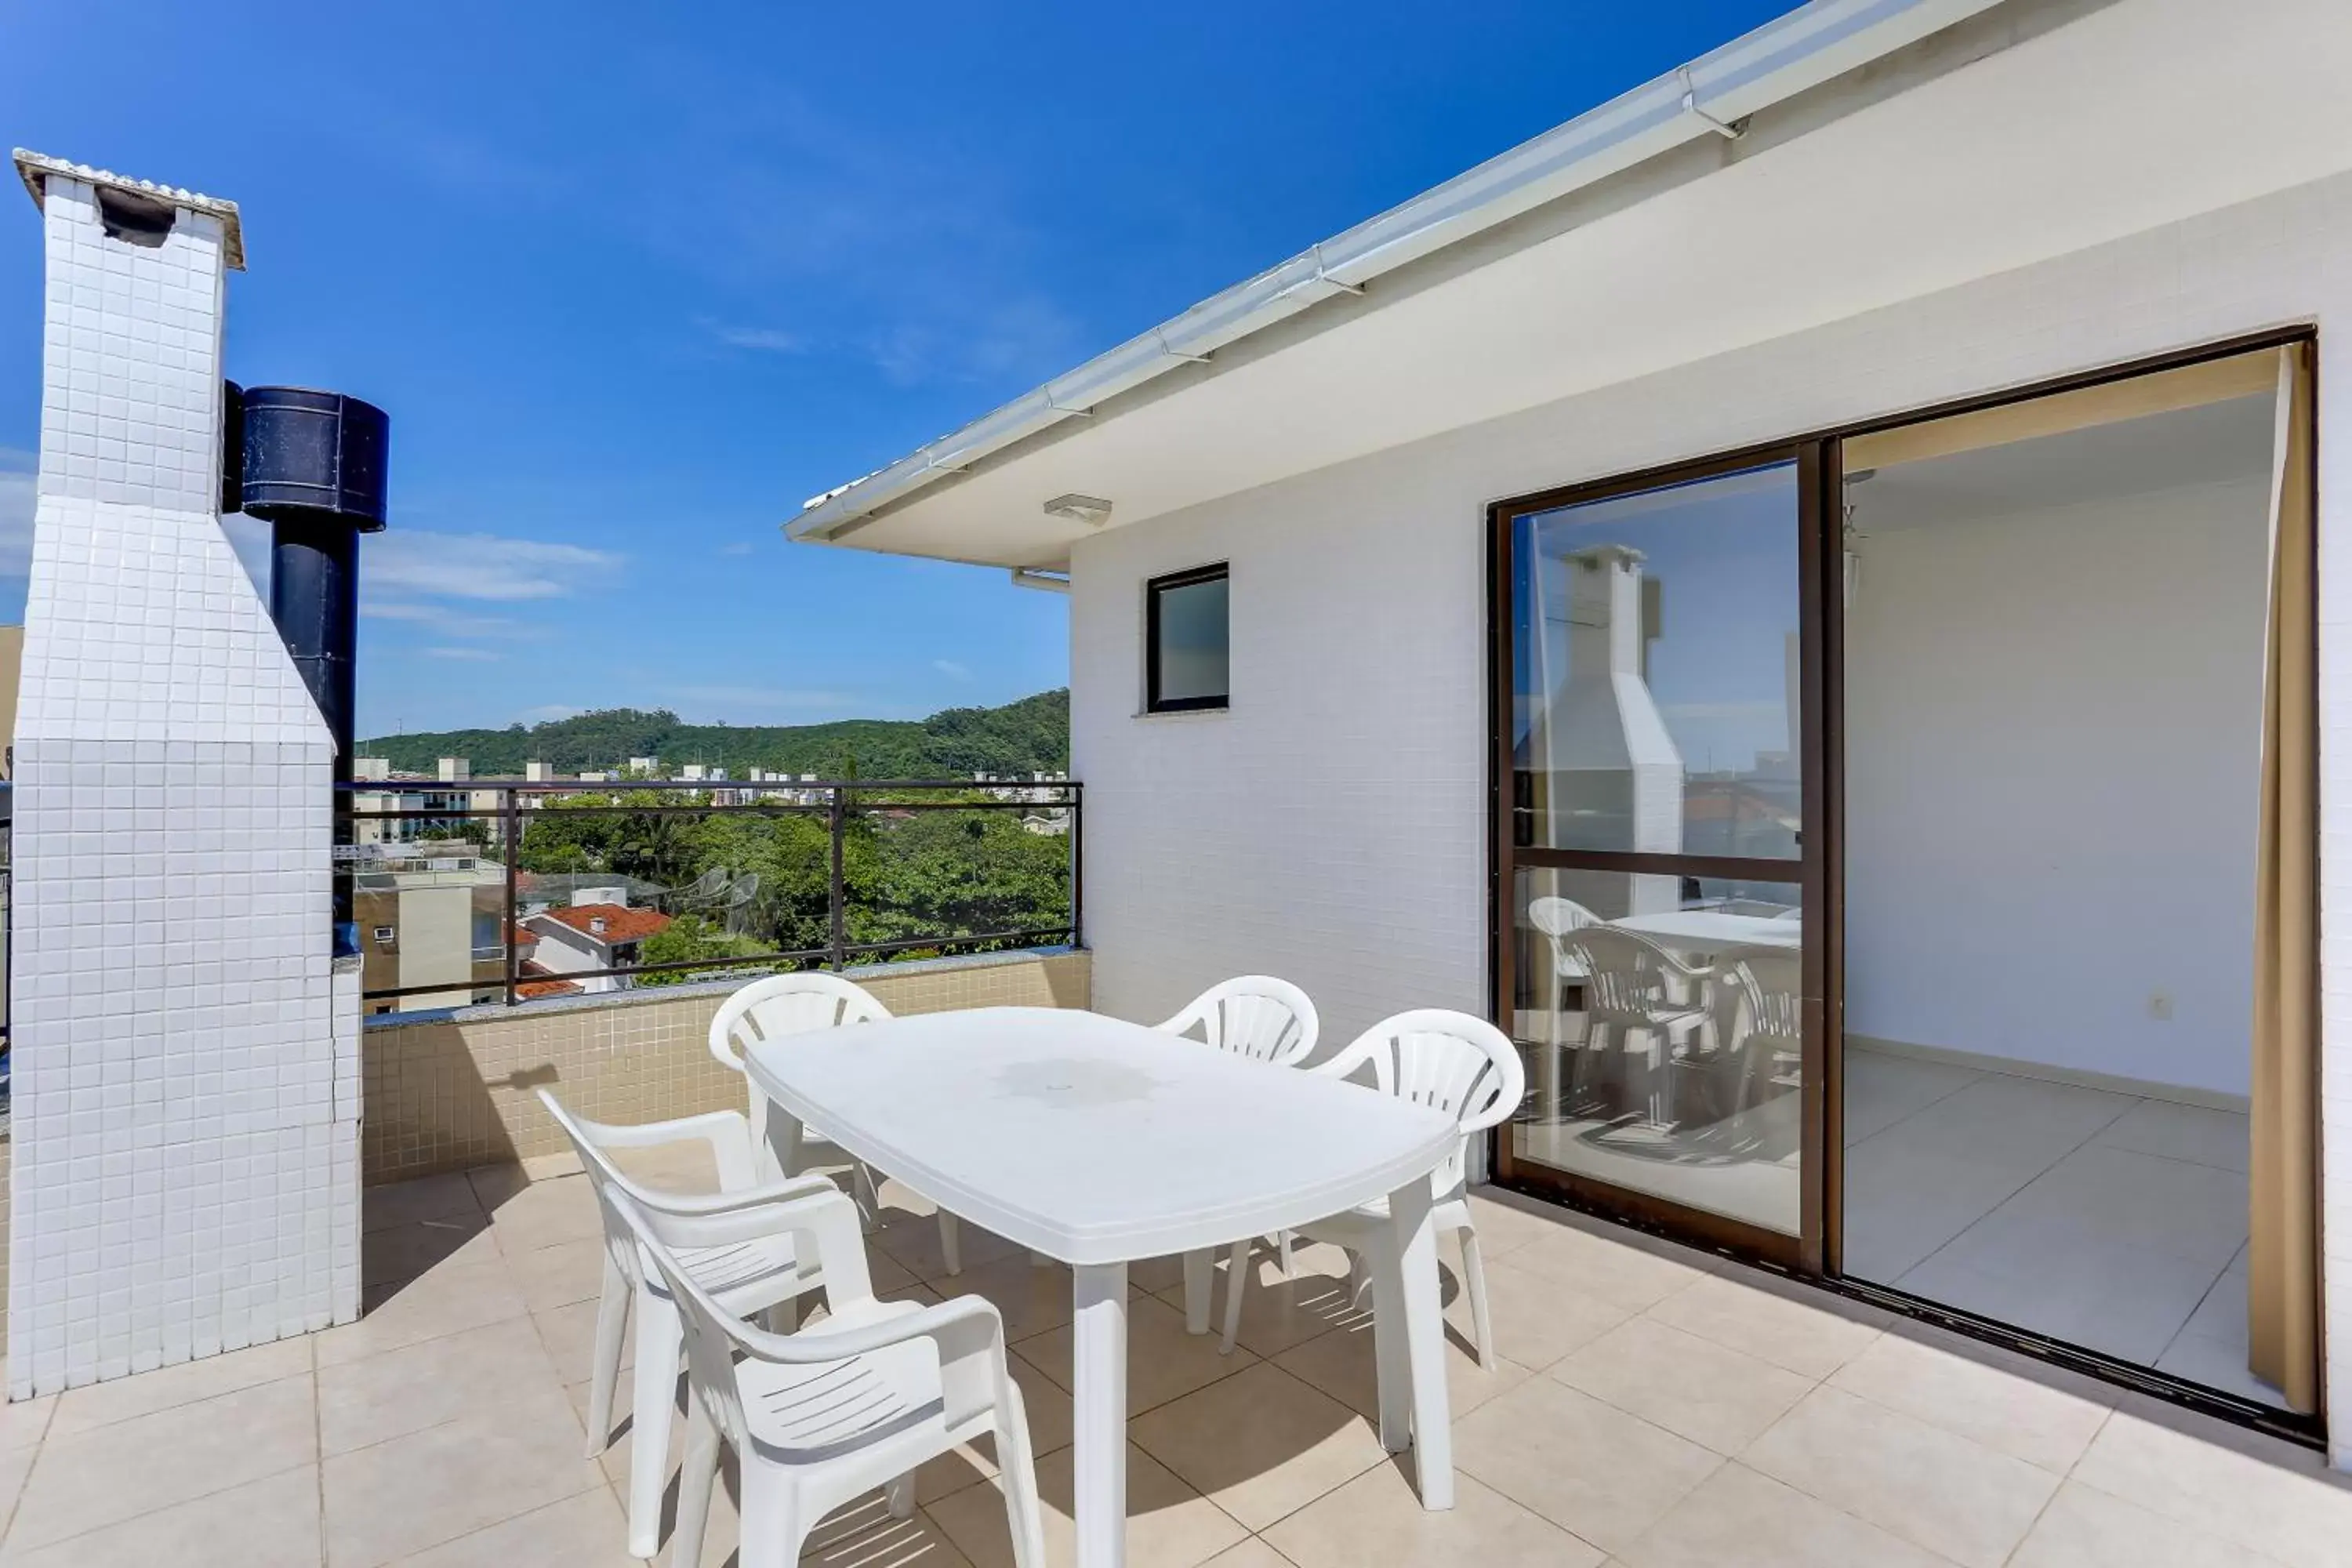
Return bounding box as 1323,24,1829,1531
1387,1178,1455,1510
1181,1248,1212,1334
1367,1237,1410,1454
1072,1261,1129,1568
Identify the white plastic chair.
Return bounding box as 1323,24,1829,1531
1722,951,1804,1116
710,972,966,1274
1525,895,1601,1116
611,1181,1046,1568
539,1089,834,1560
1156,976,1322,1341
1563,926,1713,1127
1274,1009,1526,1367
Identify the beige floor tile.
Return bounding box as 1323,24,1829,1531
47,1336,310,1440
319,1316,569,1457
1215,1249,1367,1360
1461,1186,1588,1260
364,1172,486,1232
605,1138,723,1194
324,1256,531,1367
939,1254,1081,1344
1014,1294,1256,1416
925,1443,1247,1568
1130,1362,1387,1531
480,1173,607,1255
1642,1270,1883,1380
321,1381,603,1568
363,1216,500,1289
871,1210,1027,1283
2070,1403,2352,1568
1497,1216,1718,1314
1452,1377,1722,1554
1264,1461,1604,1568
1828,1327,2114,1473
1196,1540,1298,1568
1615,1462,1945,1568
0,1463,319,1568
1272,1317,1534,1427
2009,1479,2290,1568
912,1354,1077,1508
1741,1386,2058,1568
0,1442,40,1536
802,1494,978,1568
7,1374,318,1550
534,1297,635,1387
506,1236,609,1316
1552,1318,1813,1456
466,1162,534,1210
389,1486,635,1567
0,1394,53,1456
1438,1253,1632,1370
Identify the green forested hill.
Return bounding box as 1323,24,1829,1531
358,688,1069,779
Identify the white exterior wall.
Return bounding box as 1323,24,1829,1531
9,175,357,1396
1070,165,2352,1456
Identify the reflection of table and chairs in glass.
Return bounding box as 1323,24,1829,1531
1517,892,1804,1230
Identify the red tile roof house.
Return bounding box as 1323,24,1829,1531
521,903,673,994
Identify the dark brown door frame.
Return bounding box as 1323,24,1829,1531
1486,437,1828,1272
1482,322,2325,1443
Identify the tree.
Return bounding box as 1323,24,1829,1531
635,915,767,987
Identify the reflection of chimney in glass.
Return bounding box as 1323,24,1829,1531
1523,543,1686,906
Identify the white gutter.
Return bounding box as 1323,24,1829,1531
789,0,2007,544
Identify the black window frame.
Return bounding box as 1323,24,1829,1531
1145,562,1231,714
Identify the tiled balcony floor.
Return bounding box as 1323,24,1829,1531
2,1158,2350,1567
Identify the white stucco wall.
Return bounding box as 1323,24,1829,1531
9,174,358,1396
1070,165,2352,1455
1842,475,2272,1098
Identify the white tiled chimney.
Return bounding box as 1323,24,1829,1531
8,151,358,1397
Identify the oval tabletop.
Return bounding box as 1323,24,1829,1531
744,1006,1458,1266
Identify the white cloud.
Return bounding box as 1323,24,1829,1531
932,659,972,681
705,321,804,354
365,530,621,601
423,646,501,662
361,600,530,639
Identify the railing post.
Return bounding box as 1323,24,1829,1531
1069,783,1083,949
503,786,521,1007
828,785,848,971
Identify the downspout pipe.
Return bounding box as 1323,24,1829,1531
788,0,2008,545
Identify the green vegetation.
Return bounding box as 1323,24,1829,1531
517,789,1073,979
358,689,1069,780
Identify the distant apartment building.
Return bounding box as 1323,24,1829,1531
353,844,510,1014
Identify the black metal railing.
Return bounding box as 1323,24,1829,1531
337,778,1081,1013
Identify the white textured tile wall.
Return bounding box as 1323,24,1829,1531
8,176,357,1398
1070,166,2352,1460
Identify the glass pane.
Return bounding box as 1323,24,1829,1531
1512,463,1802,857
1509,866,1804,1234
1156,575,1229,704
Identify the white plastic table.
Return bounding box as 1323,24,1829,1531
1610,910,1802,956
742,1005,1461,1568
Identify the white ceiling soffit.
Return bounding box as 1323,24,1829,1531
792,0,2352,569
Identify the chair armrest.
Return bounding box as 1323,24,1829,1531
626,1169,842,1221
581,1109,760,1192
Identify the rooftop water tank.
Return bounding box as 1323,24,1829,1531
237,387,390,528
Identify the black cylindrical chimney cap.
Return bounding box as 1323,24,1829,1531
238,387,389,530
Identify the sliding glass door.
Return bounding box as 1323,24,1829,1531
1491,447,1828,1260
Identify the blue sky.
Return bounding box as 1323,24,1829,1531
1,1,1785,737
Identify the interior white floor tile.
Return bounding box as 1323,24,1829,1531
1896,1222,2226,1365
2092,1098,2251,1174
1854,1071,2136,1171
1840,1049,1983,1147
1839,1140,2039,1282
1986,1143,2249,1272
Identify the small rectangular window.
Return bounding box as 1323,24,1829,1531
1146,563,1229,713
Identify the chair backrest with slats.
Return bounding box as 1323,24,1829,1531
709,972,892,1073
1320,1009,1526,1197
1563,926,1704,1027
1726,952,1803,1046
1156,975,1319,1066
